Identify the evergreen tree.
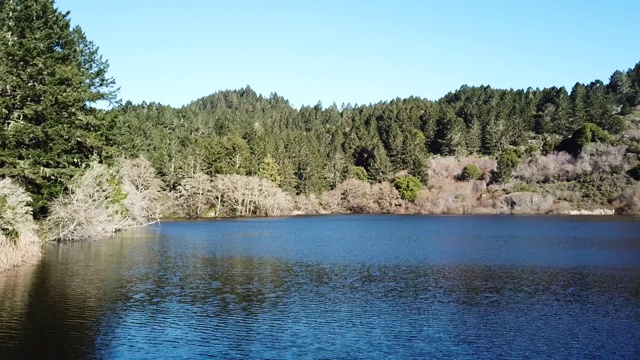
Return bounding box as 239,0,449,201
494,148,521,183
0,0,117,216
367,144,393,182
570,83,588,126
433,107,467,155
257,154,281,185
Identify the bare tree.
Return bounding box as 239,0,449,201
175,172,218,218
46,162,129,241
214,174,293,217
46,158,168,242
118,157,166,225
320,179,401,214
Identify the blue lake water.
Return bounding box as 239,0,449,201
1,215,639,359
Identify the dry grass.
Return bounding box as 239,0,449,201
0,233,41,272
0,178,42,271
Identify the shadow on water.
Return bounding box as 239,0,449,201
0,230,161,359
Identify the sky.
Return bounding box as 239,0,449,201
56,0,640,109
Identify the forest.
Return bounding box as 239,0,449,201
1,0,640,270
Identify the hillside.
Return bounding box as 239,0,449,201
107,64,640,215
1,0,640,270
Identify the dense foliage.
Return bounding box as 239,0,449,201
109,67,640,198
0,0,117,217
393,175,422,201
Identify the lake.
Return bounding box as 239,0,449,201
1,215,639,359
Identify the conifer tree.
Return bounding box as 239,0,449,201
0,0,117,216
257,154,281,185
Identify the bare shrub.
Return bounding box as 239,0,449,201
429,156,496,183
514,151,587,182
616,184,640,214
118,157,166,224
319,179,401,214
0,179,41,271
578,143,625,173
215,174,293,217
625,127,640,141
371,182,402,213
46,163,128,241
538,182,585,207
428,156,462,181
321,179,376,213
47,158,168,242
497,192,554,214
516,145,627,184
415,181,482,214
0,233,41,272
175,172,218,218
293,194,324,215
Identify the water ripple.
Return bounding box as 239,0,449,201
1,216,639,359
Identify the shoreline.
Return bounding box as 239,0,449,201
2,211,635,273
158,209,627,222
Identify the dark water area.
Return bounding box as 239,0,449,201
1,215,639,359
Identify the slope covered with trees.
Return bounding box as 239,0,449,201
109,63,640,210
2,0,640,270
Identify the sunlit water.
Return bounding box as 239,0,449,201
1,215,639,359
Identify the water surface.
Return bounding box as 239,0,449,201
1,215,639,359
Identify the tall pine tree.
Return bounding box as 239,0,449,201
0,0,117,216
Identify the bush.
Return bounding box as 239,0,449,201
494,148,521,183
0,179,41,271
541,134,562,155
320,179,400,214
46,158,166,242
458,164,481,181
616,184,640,214
557,123,611,156
511,182,532,192
347,166,368,181
393,175,422,201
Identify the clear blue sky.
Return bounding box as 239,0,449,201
56,0,640,108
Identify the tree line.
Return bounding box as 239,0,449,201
110,62,640,197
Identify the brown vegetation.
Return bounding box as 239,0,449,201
46,158,166,242
321,179,401,214
615,184,640,214
0,179,40,271
214,174,293,217
10,143,638,250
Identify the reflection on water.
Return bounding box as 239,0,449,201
1,215,639,359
